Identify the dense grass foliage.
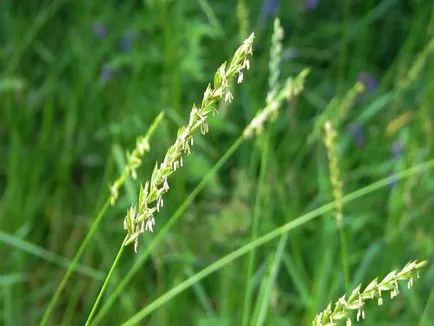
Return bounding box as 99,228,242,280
1,0,434,325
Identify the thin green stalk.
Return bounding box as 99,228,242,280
40,113,163,325
5,0,69,74
339,225,350,290
4,285,12,326
60,281,85,326
241,18,283,324
419,286,434,326
92,135,244,324
0,231,102,279
39,199,110,326
198,0,224,36
337,0,350,94
241,131,270,326
253,233,288,326
237,0,250,41
122,158,434,325
85,236,127,325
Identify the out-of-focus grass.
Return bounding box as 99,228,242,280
1,0,434,325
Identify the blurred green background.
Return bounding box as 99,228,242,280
1,0,434,325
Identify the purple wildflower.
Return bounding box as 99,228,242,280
100,65,117,83
392,141,403,160
348,123,364,147
93,22,107,39
358,72,377,93
120,30,136,53
304,0,319,11
261,0,279,18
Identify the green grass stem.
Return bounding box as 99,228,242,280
122,158,434,325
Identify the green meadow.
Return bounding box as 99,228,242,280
1,0,434,325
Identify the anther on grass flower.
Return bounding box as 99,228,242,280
311,260,427,326
93,22,107,39
123,33,255,252
238,71,244,84
225,91,234,103
144,216,155,232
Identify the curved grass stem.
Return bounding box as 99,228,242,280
39,199,111,326
92,135,244,324
241,131,270,326
121,158,434,325
85,236,127,325
40,113,163,325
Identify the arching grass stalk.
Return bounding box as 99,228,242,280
312,260,427,325
0,230,103,279
84,33,255,325
122,33,255,253
40,199,110,326
92,135,243,325
6,0,69,74
242,128,270,326
91,70,308,324
85,237,127,326
39,113,164,326
121,158,434,325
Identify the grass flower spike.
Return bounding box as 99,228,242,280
267,18,284,104
312,260,428,326
109,112,164,205
323,120,343,227
243,69,309,138
124,33,255,252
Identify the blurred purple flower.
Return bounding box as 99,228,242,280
120,30,136,53
100,65,117,83
348,123,364,147
283,47,299,60
358,72,377,93
261,0,279,18
392,141,403,160
304,0,319,11
93,22,107,39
